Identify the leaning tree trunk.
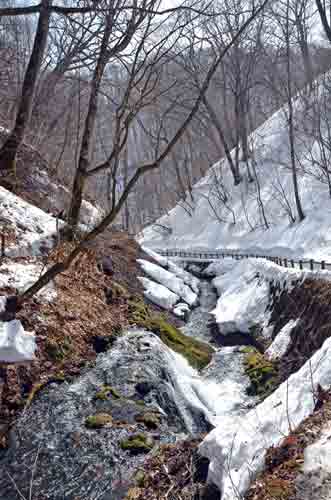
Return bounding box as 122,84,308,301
0,0,52,172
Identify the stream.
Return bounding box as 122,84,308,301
0,277,257,500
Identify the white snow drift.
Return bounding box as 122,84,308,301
199,334,331,500
138,276,179,310
0,320,36,363
141,74,331,263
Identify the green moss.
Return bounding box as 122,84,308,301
134,470,146,487
85,413,113,429
135,412,160,429
241,346,257,354
244,351,278,397
128,300,213,369
45,336,72,362
95,385,121,401
120,433,154,454
111,281,130,299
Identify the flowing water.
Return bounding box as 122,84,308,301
0,276,256,499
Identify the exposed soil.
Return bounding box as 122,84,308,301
125,437,213,500
269,279,331,383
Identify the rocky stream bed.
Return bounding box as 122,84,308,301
0,276,258,500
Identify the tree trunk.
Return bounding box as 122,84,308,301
67,13,113,231
203,95,241,185
286,0,305,222
0,0,52,171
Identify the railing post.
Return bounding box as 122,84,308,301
299,260,303,270
291,259,294,268
310,259,314,271
322,261,326,270
284,258,288,267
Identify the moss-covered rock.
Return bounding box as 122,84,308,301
244,350,278,397
45,336,72,362
134,470,146,487
128,300,213,369
135,412,160,429
120,433,154,454
94,385,121,401
85,413,113,429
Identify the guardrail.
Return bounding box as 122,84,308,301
156,248,331,272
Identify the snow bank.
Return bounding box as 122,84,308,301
138,276,179,310
138,259,198,307
200,334,331,500
0,262,56,302
210,258,329,336
141,247,200,294
0,320,36,363
304,423,331,474
0,186,57,257
211,260,272,335
265,319,298,360
141,73,331,263
204,258,238,277
141,246,169,267
167,261,200,294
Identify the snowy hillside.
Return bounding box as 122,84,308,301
141,75,331,261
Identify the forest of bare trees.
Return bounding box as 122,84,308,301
1,0,331,300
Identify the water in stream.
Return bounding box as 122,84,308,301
0,277,256,499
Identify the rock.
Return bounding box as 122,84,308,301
85,413,113,429
91,335,113,353
134,469,146,487
99,256,113,276
0,295,18,322
135,412,160,429
193,453,210,483
120,433,154,454
135,381,154,397
104,287,113,304
94,385,121,401
195,483,221,500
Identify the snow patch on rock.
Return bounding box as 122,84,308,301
138,276,179,310
0,320,36,363
138,259,198,307
266,319,298,360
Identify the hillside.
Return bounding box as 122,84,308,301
141,75,331,262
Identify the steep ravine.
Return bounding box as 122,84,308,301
0,274,257,500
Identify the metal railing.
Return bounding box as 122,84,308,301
156,248,331,272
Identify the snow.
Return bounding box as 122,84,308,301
141,72,331,264
304,423,331,474
173,302,190,318
0,262,56,302
203,258,238,277
138,259,198,306
0,297,6,314
199,334,331,500
265,319,299,360
138,276,179,310
0,320,36,363
0,186,57,257
141,247,200,294
141,245,169,267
